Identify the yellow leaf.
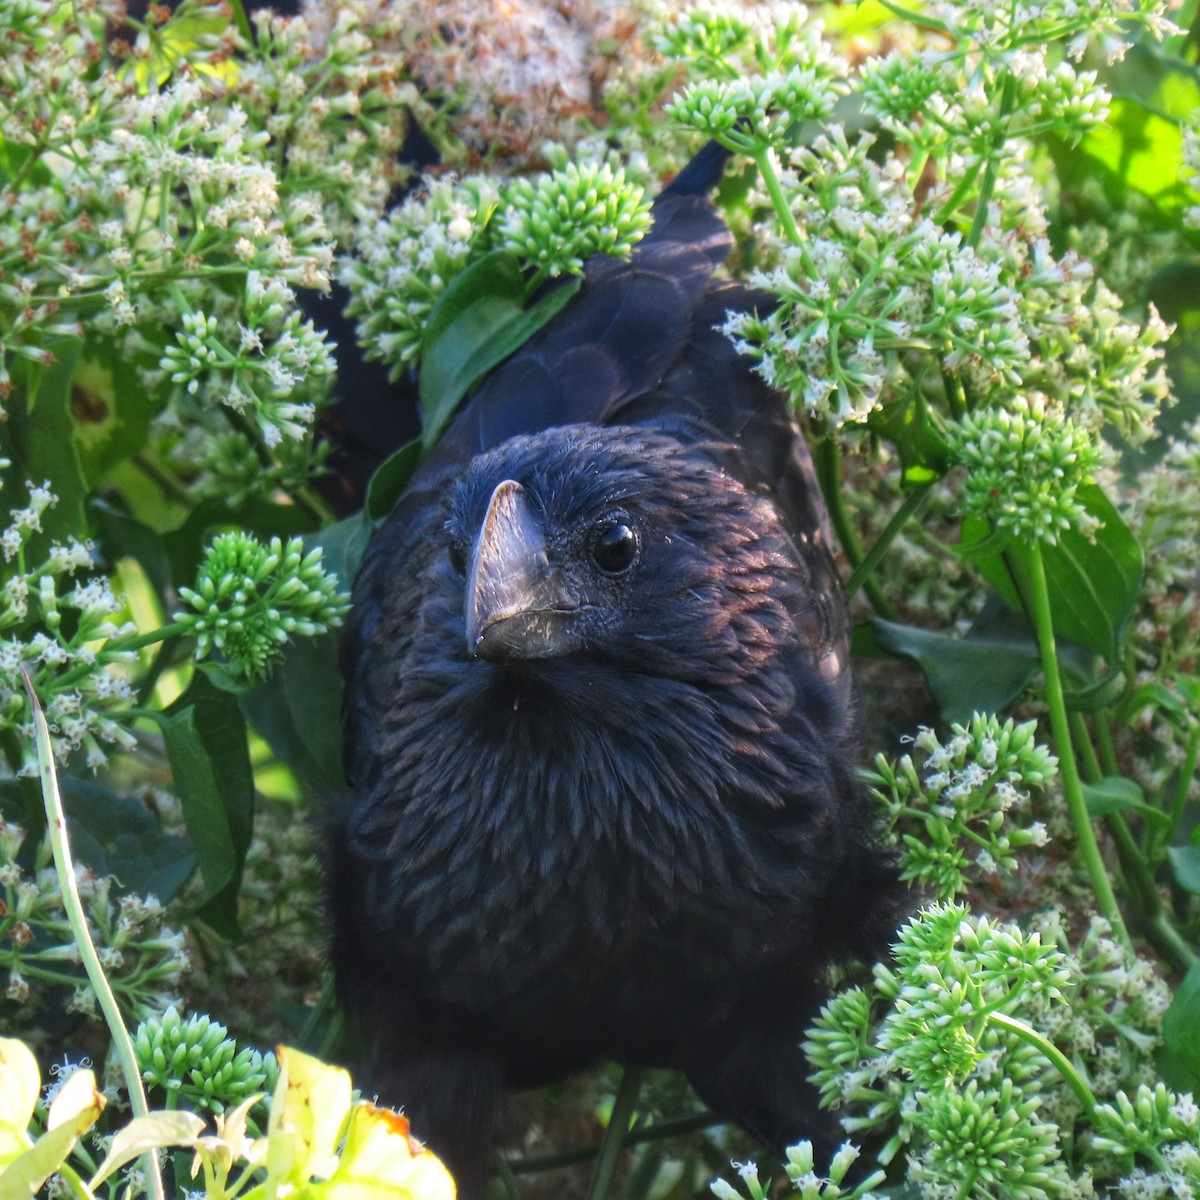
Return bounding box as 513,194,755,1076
89,1111,207,1189
47,1070,103,1132
322,1103,456,1200
0,1089,104,1200
0,1040,39,1166
264,1046,352,1196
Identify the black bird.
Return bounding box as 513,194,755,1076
330,144,900,1199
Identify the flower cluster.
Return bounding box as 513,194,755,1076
499,161,652,284
806,901,1181,1197
340,174,502,376
135,1005,277,1116
868,714,1057,901
175,533,350,684
711,1141,885,1200
949,393,1106,544
159,274,336,449
806,902,1075,1197
0,0,411,499
1,820,188,1024
1030,912,1172,1113
0,473,141,769
342,163,651,378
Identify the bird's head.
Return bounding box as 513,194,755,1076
442,424,807,688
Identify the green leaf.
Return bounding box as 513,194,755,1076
70,349,158,488
1056,45,1200,226
162,495,316,586
867,390,951,486
5,338,88,544
314,511,374,594
1167,843,1200,896
959,484,1142,665
153,673,255,936
418,251,580,452
58,776,196,904
871,618,1040,725
1161,963,1200,1088
91,497,174,601
365,439,421,522
1082,776,1167,825
240,633,345,796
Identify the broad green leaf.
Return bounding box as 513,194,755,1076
365,439,422,522
1161,963,1200,1087
89,1111,207,1188
871,618,1040,725
419,251,580,451
1082,776,1169,825
1167,843,1200,896
959,484,1142,665
241,633,345,796
58,775,196,904
0,1039,39,1160
313,511,375,595
154,673,255,936
91,497,175,601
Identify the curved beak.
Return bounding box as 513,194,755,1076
466,480,580,661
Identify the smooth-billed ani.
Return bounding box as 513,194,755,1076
330,144,901,1199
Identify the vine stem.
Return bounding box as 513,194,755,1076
1012,543,1130,949
21,667,165,1200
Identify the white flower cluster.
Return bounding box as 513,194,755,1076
870,714,1058,901
159,273,335,449
0,0,411,496
341,175,500,376
722,129,1033,424
0,468,137,769
921,0,1179,62
1,835,189,1022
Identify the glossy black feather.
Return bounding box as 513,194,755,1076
331,148,900,1199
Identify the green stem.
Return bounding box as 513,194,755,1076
1162,724,1200,858
1148,913,1199,970
846,483,934,599
987,1011,1097,1118
941,369,967,420
1013,542,1130,948
816,440,894,618
1069,713,1158,916
587,1067,644,1200
1094,717,1121,778
965,73,1016,249
753,148,807,254
22,669,164,1200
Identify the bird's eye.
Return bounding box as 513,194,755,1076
592,522,638,574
